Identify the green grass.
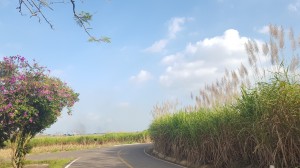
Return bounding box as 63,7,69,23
29,131,150,147
0,159,72,168
0,160,10,168
150,107,240,167
27,159,73,168
150,75,300,167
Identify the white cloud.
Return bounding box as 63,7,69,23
159,29,253,91
144,39,168,53
160,61,218,87
161,53,181,65
288,0,300,12
144,17,192,53
168,17,188,39
130,70,153,83
257,25,269,34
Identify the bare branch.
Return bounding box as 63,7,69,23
30,0,54,28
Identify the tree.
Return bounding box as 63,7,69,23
0,55,79,168
16,0,110,43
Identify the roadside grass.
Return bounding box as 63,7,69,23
30,141,146,154
149,25,300,167
29,131,150,148
0,161,11,168
150,79,300,167
25,159,73,168
31,144,105,154
0,148,10,160
0,158,72,168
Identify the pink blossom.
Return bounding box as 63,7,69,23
7,103,12,108
18,75,25,80
40,89,51,95
10,77,16,84
46,96,53,101
20,57,25,62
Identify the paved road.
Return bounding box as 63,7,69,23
27,143,185,168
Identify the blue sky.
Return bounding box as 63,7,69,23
0,0,299,134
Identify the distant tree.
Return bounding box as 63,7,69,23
17,0,110,43
0,56,79,168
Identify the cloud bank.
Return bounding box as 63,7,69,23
159,29,250,92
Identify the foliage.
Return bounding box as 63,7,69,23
234,72,300,167
0,55,79,168
149,108,240,167
150,76,300,167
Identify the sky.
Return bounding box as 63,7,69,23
0,0,299,134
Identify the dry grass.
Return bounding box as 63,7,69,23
31,144,102,154
0,148,11,160
30,141,142,154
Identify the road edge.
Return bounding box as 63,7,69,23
144,147,189,168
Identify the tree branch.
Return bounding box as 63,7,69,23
70,0,110,42
30,0,54,29
16,0,110,43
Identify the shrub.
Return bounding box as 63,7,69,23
0,56,79,168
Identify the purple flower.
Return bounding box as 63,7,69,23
7,103,12,108
20,57,25,62
18,75,25,80
10,77,16,84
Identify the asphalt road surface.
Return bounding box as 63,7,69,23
27,143,185,168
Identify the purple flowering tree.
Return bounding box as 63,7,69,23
0,56,79,168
